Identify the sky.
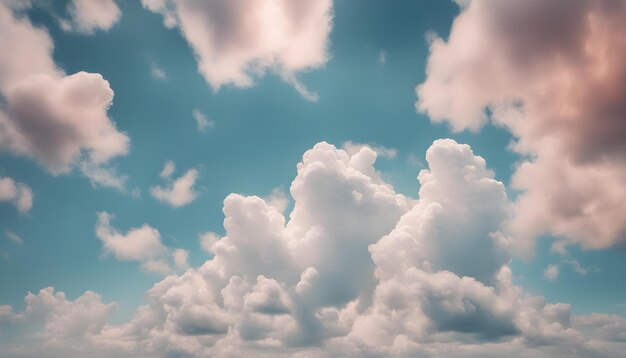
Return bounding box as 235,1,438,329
0,0,626,357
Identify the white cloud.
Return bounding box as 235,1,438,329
544,264,559,281
198,231,220,254
149,61,167,80
150,161,199,208
95,211,184,275
0,176,32,212
342,141,397,159
0,3,130,190
416,0,626,254
159,160,175,179
172,248,189,269
5,230,22,244
62,0,121,35
378,50,387,65
2,140,625,357
192,109,213,133
142,0,333,100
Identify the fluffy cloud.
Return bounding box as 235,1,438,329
0,287,116,356
141,0,333,100
95,211,188,274
150,161,199,207
0,3,129,189
0,176,32,212
416,0,626,254
2,140,625,357
61,0,121,35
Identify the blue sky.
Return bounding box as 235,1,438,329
1,1,626,357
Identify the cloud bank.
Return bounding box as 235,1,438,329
416,0,626,254
2,140,625,357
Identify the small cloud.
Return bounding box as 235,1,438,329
159,160,175,179
5,230,22,244
60,0,121,35
378,50,387,64
563,258,587,275
149,62,167,81
0,176,33,213
192,109,214,133
150,161,199,208
544,264,559,281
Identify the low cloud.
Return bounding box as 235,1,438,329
2,140,624,357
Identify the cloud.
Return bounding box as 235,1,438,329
416,0,626,254
342,141,397,159
544,264,559,282
192,109,213,133
95,211,186,275
61,0,121,35
0,3,130,190
141,0,333,100
0,176,32,212
149,61,167,80
2,140,625,357
5,230,22,244
150,161,199,208
3,287,116,356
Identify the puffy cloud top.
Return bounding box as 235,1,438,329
4,140,623,357
416,0,626,253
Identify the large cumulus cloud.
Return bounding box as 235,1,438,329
0,3,129,189
2,140,625,357
141,0,333,100
416,0,626,254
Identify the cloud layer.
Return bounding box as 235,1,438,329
2,140,625,357
416,0,626,254
142,0,333,99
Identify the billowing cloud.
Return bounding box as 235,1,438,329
0,2,129,190
141,0,333,100
150,161,199,208
61,0,121,35
0,176,32,212
95,211,187,275
416,0,626,254
2,140,625,357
